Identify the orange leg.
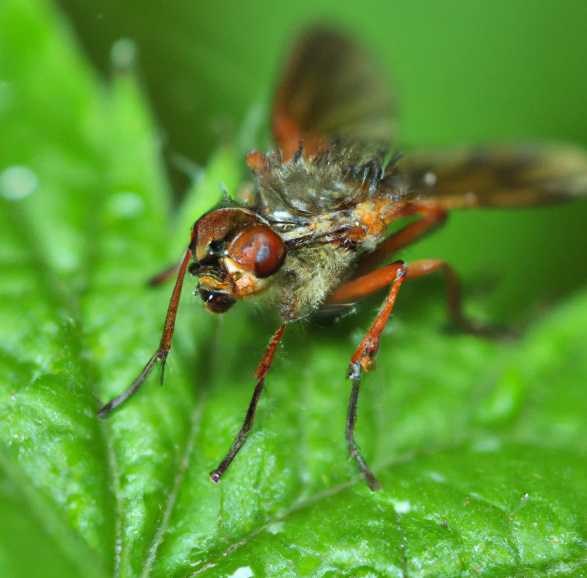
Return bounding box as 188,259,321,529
333,257,507,340
329,260,407,491
405,259,512,338
331,254,512,489
351,208,506,337
355,207,448,276
210,323,286,483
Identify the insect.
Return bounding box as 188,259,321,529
98,28,587,490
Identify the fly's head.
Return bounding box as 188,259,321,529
189,207,287,314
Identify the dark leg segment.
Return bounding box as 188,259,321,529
210,379,266,483
346,363,382,491
210,323,286,483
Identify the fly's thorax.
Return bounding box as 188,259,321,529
251,141,388,219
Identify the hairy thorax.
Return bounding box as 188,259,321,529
251,154,409,321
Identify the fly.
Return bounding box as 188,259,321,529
98,28,587,490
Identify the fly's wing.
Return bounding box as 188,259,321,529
391,143,587,209
271,27,395,162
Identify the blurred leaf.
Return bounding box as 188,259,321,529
1,0,587,577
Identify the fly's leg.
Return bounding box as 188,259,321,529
355,207,447,276
210,323,286,483
405,259,516,338
98,232,196,416
329,255,513,489
148,262,181,286
330,260,408,490
346,366,380,490
355,207,513,338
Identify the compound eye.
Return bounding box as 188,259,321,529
199,288,236,314
227,224,286,278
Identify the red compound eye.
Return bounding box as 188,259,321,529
227,224,286,278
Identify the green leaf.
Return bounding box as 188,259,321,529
1,0,587,577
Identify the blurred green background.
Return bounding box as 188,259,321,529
57,0,587,319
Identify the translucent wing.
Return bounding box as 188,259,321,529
393,143,587,208
271,27,395,162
